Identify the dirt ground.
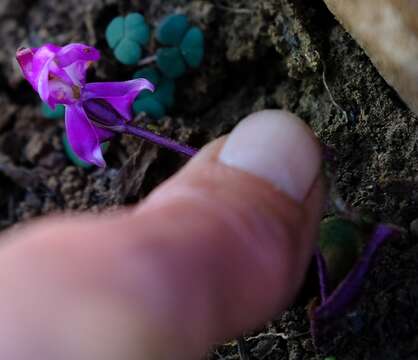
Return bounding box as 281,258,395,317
1,0,418,359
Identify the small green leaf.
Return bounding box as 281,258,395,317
101,142,110,153
154,78,175,108
156,14,190,46
125,13,150,46
106,13,150,65
133,97,166,120
41,102,65,120
319,217,363,288
114,38,142,65
180,27,204,68
156,47,186,79
137,90,154,100
133,67,161,86
105,16,125,49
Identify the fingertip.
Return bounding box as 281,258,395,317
218,110,322,203
132,109,324,348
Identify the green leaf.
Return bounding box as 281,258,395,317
319,217,363,288
156,14,190,46
154,78,175,108
133,97,166,120
180,27,204,68
114,38,142,65
133,67,161,86
105,16,125,49
156,47,186,79
106,13,150,65
41,102,65,120
125,13,150,46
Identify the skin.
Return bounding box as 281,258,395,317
0,113,324,360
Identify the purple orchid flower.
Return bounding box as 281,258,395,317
16,43,197,167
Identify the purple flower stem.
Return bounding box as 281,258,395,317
123,124,198,157
311,224,398,347
314,224,398,320
315,249,329,303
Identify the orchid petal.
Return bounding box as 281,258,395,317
95,127,114,142
17,45,61,100
29,44,62,106
37,59,53,106
38,60,77,108
16,47,38,90
83,79,154,121
55,43,100,67
48,61,76,86
32,44,60,86
65,105,106,167
55,44,100,86
39,64,79,108
64,62,91,86
48,80,78,108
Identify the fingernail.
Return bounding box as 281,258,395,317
219,110,321,203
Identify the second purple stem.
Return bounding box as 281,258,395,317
123,124,198,157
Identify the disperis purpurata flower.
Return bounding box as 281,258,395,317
16,43,197,167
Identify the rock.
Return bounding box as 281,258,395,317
323,0,418,115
